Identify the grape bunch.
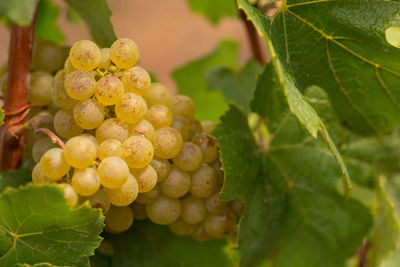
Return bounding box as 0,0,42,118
24,38,243,241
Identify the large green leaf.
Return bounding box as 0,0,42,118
186,0,237,24
0,169,31,193
64,0,116,47
172,40,238,121
270,0,400,135
0,184,104,266
35,0,64,45
0,0,38,26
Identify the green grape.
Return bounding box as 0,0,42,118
130,203,147,220
168,218,195,236
128,119,155,142
150,157,171,182
181,195,207,225
69,40,101,71
110,38,139,69
51,70,79,110
170,95,195,121
98,139,124,160
143,82,171,107
145,104,173,129
190,164,217,198
153,127,183,159
32,40,67,73
64,136,97,169
189,119,203,139
191,224,211,242
81,189,110,214
29,71,53,105
160,167,191,198
171,115,190,141
172,142,203,171
32,163,52,184
54,109,84,139
203,211,236,238
191,133,218,163
115,93,147,124
228,199,245,218
131,165,157,193
98,48,111,70
96,118,129,144
80,133,98,149
201,121,215,135
135,183,161,204
146,195,181,225
104,173,139,206
32,136,57,163
73,98,105,129
98,156,130,188
64,57,78,74
59,183,78,208
95,75,124,106
71,168,100,196
40,148,71,180
64,70,96,100
122,135,154,168
105,205,134,233
205,192,227,213
121,66,151,95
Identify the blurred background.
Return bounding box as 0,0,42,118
0,0,266,93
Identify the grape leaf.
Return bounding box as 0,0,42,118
186,0,237,24
0,0,38,26
35,0,64,45
63,0,116,47
172,40,238,121
0,169,31,193
104,221,231,267
205,60,263,114
0,184,104,266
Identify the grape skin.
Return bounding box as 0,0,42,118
29,71,53,105
191,133,218,163
32,163,52,184
168,218,195,236
80,189,111,214
115,93,147,124
146,195,181,225
191,224,211,242
143,83,171,107
171,115,190,141
64,70,96,100
69,40,101,71
64,136,97,169
180,195,207,225
170,95,195,121
130,203,147,220
40,148,71,180
160,167,191,198
98,139,124,160
128,119,155,142
59,183,78,208
200,121,215,135
32,136,57,163
73,98,105,129
32,40,67,73
131,165,158,193
110,38,139,69
121,66,151,95
203,211,236,238
71,168,100,196
153,127,183,159
98,48,111,70
189,120,203,139
97,156,129,189
135,183,161,204
105,205,134,233
64,57,78,74
205,192,227,214
145,104,173,129
172,142,203,172
104,173,139,206
95,75,124,105
51,70,78,110
96,118,129,144
190,164,217,198
150,157,172,182
54,109,84,139
122,135,154,169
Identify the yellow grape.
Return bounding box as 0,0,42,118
191,133,218,163
95,118,129,144
143,82,171,107
205,192,227,213
160,167,191,198
104,173,139,206
110,38,139,69
189,119,203,139
64,70,96,100
130,203,147,220
128,119,155,142
29,71,53,105
168,218,195,236
115,93,147,124
170,95,195,121
32,136,57,163
95,75,124,105
121,66,150,95
53,109,84,139
51,70,78,110
105,205,134,233
172,142,203,171
135,183,161,204
146,195,181,225
153,127,183,159
180,195,207,225
73,98,105,129
81,189,111,214
64,57,78,74
122,135,154,168
203,211,236,238
98,48,111,70
71,168,100,196
80,133,98,149
190,164,217,198
59,183,78,208
98,156,129,188
69,40,101,71
98,139,124,160
64,136,97,169
149,157,171,182
145,104,173,129
40,148,71,180
32,163,52,184
171,115,190,141
130,165,157,193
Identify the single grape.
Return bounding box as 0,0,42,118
171,115,190,141
80,133,98,149
31,40,67,73
190,164,217,198
98,156,130,189
95,75,124,105
98,48,111,70
172,142,203,171
73,98,105,129
130,203,147,220
143,82,171,107
80,189,111,214
64,136,97,169
203,211,236,238
180,195,207,225
29,71,53,105
71,168,100,196
59,183,78,208
95,118,129,144
40,148,71,180
105,205,134,233
51,70,79,110
146,195,181,225
64,70,96,100
128,119,155,142
64,57,78,74
160,167,191,198
150,157,171,182
168,218,195,236
54,109,84,139
121,66,150,95
191,224,211,242
228,199,245,218
135,183,161,204
170,95,195,121
98,139,124,160
32,163,52,184
205,192,227,213
104,173,139,206
189,119,203,138
32,136,57,163
153,127,183,159
191,134,218,163
110,38,139,69
122,135,154,168
201,121,215,135
115,93,147,124
69,40,101,71
131,165,158,193
145,104,173,129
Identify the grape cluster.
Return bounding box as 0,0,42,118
23,38,243,241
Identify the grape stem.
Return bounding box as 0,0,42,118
0,7,38,170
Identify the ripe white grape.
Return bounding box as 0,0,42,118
135,183,161,204
131,165,157,193
160,167,191,198
190,164,217,198
121,66,150,95
73,98,105,129
170,95,195,121
95,75,124,105
104,173,139,206
115,93,147,124
69,40,101,71
32,136,57,163
59,183,78,208
98,156,130,189
201,121,215,135
168,218,195,236
71,168,100,196
110,38,139,69
171,115,190,141
145,104,173,129
32,163,52,184
205,192,227,213
40,148,70,180
64,70,96,100
29,71,53,105
203,211,236,238
143,82,171,107
180,195,207,225
31,40,67,73
98,48,111,70
64,57,78,74
81,189,111,214
95,118,129,144
150,157,171,182
191,134,218,163
146,195,181,225
153,127,183,159
128,119,155,142
98,139,124,160
189,120,203,138
51,70,78,110
105,205,134,233
122,135,154,169
64,136,97,169
80,133,98,149
130,203,147,220
53,109,84,139
172,142,203,172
